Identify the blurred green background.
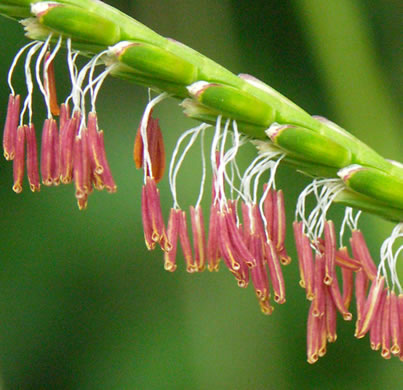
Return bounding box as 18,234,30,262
0,0,402,389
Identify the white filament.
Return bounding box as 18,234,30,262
140,92,170,182
169,123,209,209
379,223,403,293
20,41,43,125
8,40,38,96
339,207,362,248
295,178,344,244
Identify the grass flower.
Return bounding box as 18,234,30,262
1,0,402,365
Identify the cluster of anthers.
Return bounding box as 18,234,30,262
3,37,402,364
3,36,116,209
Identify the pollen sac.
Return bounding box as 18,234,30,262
87,112,116,193
350,230,377,281
60,113,78,184
12,125,25,193
44,51,60,116
164,208,180,272
3,94,20,161
40,118,59,186
134,113,165,183
26,123,40,192
206,203,221,272
190,205,207,272
141,177,169,251
178,209,197,273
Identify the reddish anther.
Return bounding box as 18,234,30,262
3,94,20,160
324,220,336,286
44,51,60,116
134,113,165,182
178,209,197,273
381,293,391,359
350,230,377,281
41,118,59,186
190,205,207,272
12,125,25,193
325,287,337,343
60,116,78,184
264,239,285,304
355,276,385,338
341,266,354,310
164,208,180,272
389,291,401,356
312,253,325,318
369,289,386,351
206,203,220,271
25,123,40,192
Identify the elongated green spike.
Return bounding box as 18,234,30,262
0,0,402,222
110,41,198,86
31,2,120,45
339,165,403,209
267,124,352,168
188,81,275,127
0,3,29,19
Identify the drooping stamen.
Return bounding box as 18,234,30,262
389,291,401,356
318,315,328,358
249,235,270,303
307,303,320,364
178,209,197,273
12,125,25,193
264,238,285,304
143,177,169,251
273,190,291,265
312,253,325,317
3,94,20,160
325,287,338,343
40,118,59,186
355,276,385,338
324,220,336,285
327,271,353,321
60,111,78,184
44,50,60,116
190,205,207,272
206,203,220,272
350,230,377,281
73,134,88,207
164,208,180,272
59,102,70,131
134,112,165,182
141,184,155,251
79,112,117,193
354,269,369,335
139,93,169,183
381,293,391,359
341,266,354,310
26,123,40,192
293,221,315,300
369,289,386,351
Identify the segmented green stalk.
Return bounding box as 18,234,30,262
1,0,402,222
